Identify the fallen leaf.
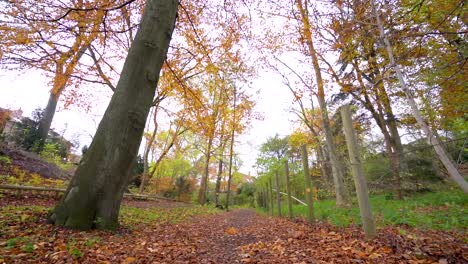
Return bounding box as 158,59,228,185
122,257,136,264
226,227,238,235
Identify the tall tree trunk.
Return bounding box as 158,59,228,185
215,158,223,207
36,92,59,151
329,55,406,197
388,117,408,197
48,0,178,230
140,107,159,193
296,0,350,207
36,44,90,152
225,129,235,210
225,87,237,211
315,144,330,184
372,64,406,199
268,178,274,216
372,1,468,193
198,137,213,205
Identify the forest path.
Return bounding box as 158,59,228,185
136,208,466,264
1,196,465,263
187,208,279,263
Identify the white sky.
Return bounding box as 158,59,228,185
0,68,296,175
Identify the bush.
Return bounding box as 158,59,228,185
39,143,73,171
0,155,12,165
233,182,256,206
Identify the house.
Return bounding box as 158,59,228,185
0,107,74,159
0,107,24,145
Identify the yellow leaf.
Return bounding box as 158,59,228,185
122,257,136,264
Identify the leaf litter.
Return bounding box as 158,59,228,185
0,194,466,263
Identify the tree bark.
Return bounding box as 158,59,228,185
36,44,90,153
268,178,274,216
198,137,213,205
36,92,59,151
48,0,178,230
326,53,406,197
316,144,331,184
225,87,237,211
341,104,376,239
215,158,223,207
372,1,468,193
140,107,159,193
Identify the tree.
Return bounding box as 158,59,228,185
225,87,237,210
0,0,112,152
319,0,408,198
294,0,350,206
371,0,468,193
255,0,350,207
47,0,179,230
397,0,467,134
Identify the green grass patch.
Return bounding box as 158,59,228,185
263,189,467,230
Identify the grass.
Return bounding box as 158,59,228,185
263,189,467,230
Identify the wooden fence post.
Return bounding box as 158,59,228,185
301,145,315,223
341,104,376,239
268,178,274,216
275,170,282,217
284,159,293,218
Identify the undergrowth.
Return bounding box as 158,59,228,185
261,189,467,230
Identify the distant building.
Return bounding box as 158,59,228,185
0,107,23,144
0,107,74,160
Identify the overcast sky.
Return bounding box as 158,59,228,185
0,68,296,175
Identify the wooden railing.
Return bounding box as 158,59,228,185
0,184,189,203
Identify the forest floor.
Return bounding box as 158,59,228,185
0,193,466,264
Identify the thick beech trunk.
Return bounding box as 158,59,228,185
48,0,178,230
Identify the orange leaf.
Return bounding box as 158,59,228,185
122,257,136,264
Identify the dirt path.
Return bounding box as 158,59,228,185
120,209,466,263
189,209,276,263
